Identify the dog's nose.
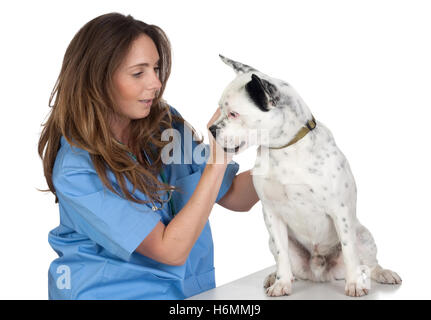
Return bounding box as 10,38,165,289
209,125,218,139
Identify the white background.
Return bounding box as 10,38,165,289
1,0,430,299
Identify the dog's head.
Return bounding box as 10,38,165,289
209,55,312,154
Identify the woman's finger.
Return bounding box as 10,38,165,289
207,107,222,129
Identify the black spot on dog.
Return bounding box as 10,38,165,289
308,168,318,174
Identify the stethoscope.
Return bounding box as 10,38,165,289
117,140,176,216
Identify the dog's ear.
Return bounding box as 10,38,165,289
219,54,257,74
245,74,280,112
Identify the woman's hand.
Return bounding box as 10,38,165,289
206,108,234,165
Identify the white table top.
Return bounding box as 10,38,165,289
188,265,403,300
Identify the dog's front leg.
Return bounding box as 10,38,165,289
263,207,294,296
330,206,370,297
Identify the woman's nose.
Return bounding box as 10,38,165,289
148,70,162,90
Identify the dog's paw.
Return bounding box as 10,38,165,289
264,272,296,289
265,272,295,297
266,279,293,297
344,282,369,297
372,268,402,285
263,272,276,289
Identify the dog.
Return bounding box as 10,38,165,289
209,55,402,297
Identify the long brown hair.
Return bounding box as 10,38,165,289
38,12,202,207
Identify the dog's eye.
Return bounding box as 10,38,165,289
229,111,239,119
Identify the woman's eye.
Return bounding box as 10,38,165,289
133,72,143,78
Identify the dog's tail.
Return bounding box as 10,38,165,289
310,255,328,282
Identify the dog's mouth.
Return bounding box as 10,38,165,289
223,141,246,153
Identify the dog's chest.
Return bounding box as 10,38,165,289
252,127,353,250
253,125,354,204
254,169,337,243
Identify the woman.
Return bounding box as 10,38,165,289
38,12,259,299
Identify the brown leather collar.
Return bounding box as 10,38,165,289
269,116,317,150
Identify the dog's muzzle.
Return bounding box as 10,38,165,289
208,125,245,153
223,141,245,153
209,125,218,139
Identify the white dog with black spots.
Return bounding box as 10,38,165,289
209,55,401,297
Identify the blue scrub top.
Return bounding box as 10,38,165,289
48,106,239,300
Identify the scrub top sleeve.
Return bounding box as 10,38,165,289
215,160,240,203
54,168,162,262
168,105,182,118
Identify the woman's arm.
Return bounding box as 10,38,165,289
216,169,259,212
136,107,233,266
136,163,228,266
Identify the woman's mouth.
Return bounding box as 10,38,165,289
139,99,153,107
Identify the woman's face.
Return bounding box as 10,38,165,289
112,34,162,123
